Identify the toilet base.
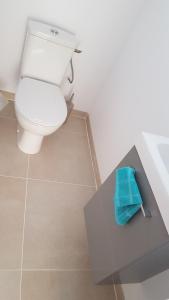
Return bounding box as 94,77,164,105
17,126,43,154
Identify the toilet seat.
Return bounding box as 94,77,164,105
15,78,67,127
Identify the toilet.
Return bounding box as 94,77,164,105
15,20,78,154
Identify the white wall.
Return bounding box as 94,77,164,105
0,0,144,111
89,0,169,298
90,0,169,182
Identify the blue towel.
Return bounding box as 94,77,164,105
113,167,143,225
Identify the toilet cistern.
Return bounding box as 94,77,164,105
15,20,79,154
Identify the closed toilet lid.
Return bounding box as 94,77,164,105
15,78,67,127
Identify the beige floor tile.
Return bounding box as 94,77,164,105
61,115,86,134
28,130,95,186
23,180,95,269
0,118,28,177
0,176,25,268
0,271,20,300
0,101,16,119
21,271,115,300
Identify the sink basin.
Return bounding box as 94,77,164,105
136,132,169,234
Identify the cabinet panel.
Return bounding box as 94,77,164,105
84,147,169,283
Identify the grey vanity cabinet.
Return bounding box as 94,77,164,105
84,147,169,284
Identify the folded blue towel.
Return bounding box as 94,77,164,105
113,167,143,225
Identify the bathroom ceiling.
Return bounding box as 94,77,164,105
0,0,145,111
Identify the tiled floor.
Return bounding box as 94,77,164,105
0,101,119,299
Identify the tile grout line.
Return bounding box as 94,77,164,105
0,174,26,180
0,268,92,271
0,174,96,188
21,268,92,272
27,177,95,188
19,155,30,300
84,119,97,189
0,269,21,271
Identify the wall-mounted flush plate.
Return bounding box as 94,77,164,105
50,29,59,35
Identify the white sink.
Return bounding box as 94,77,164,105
136,132,169,234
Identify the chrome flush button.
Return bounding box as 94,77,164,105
50,29,59,35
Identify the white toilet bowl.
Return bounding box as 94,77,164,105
15,78,67,154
